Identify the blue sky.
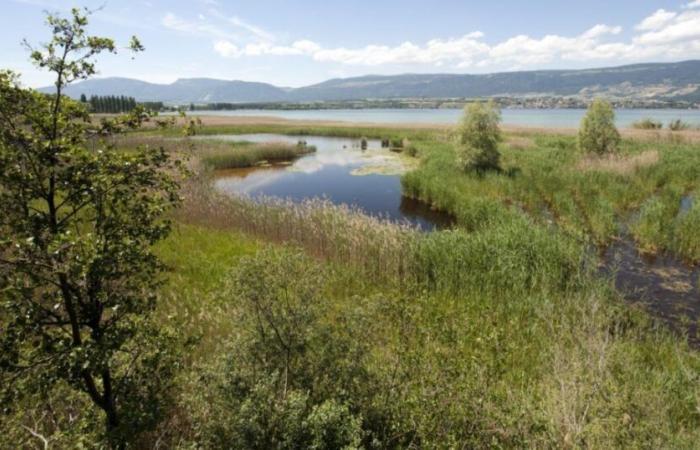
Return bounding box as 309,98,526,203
3,0,700,87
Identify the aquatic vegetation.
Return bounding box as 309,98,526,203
403,131,700,257
200,141,316,169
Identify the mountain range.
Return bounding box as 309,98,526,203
43,60,700,104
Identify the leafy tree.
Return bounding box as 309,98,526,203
80,93,87,103
578,98,621,155
0,8,183,446
457,100,502,172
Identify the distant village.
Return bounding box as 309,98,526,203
183,96,700,112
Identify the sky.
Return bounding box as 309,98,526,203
3,0,700,88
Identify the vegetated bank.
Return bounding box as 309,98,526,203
145,118,700,448
6,113,698,448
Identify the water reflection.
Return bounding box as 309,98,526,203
205,134,452,230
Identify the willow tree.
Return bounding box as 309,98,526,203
0,8,182,446
578,98,621,155
457,100,502,172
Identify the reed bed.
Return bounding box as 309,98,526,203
177,174,418,284
199,141,316,169
177,170,585,296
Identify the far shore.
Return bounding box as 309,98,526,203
131,113,700,143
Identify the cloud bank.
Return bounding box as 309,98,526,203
162,2,700,70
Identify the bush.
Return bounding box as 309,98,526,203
578,99,620,155
668,119,690,131
632,118,662,130
190,248,371,448
457,101,502,171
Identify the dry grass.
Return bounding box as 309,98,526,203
577,150,660,175
505,136,535,150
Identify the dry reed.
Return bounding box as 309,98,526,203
176,174,418,283
576,150,659,175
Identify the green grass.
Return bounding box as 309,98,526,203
117,123,700,447
158,214,700,448
198,140,316,169
402,132,700,261
155,223,260,354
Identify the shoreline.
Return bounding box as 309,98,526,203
157,114,700,142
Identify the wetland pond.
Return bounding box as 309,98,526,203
206,133,698,345
209,133,453,230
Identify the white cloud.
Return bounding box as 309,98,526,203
636,9,677,30
634,9,700,45
162,12,237,40
213,40,240,58
177,4,700,71
226,16,275,42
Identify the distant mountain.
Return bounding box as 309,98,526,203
43,60,700,104
45,77,288,103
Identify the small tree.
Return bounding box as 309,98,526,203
0,8,182,447
458,101,502,172
578,98,620,155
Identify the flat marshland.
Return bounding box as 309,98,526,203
122,118,700,447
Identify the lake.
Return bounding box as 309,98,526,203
209,134,453,230
191,108,700,128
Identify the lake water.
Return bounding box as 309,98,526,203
209,134,452,230
193,108,700,128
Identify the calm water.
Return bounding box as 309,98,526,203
193,108,700,128
602,236,700,346
209,134,452,230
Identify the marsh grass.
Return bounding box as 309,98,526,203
143,123,700,448
577,150,659,175
403,132,700,257
177,174,417,284
199,141,316,169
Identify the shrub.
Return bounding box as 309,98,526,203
578,99,621,155
190,248,369,448
668,119,690,131
632,118,662,130
457,101,502,172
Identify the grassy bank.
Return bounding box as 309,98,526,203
402,132,700,262
153,183,700,448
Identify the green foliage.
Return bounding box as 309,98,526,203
0,8,182,446
457,100,502,172
159,223,700,449
578,98,621,155
200,140,316,169
89,94,137,113
186,248,367,448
